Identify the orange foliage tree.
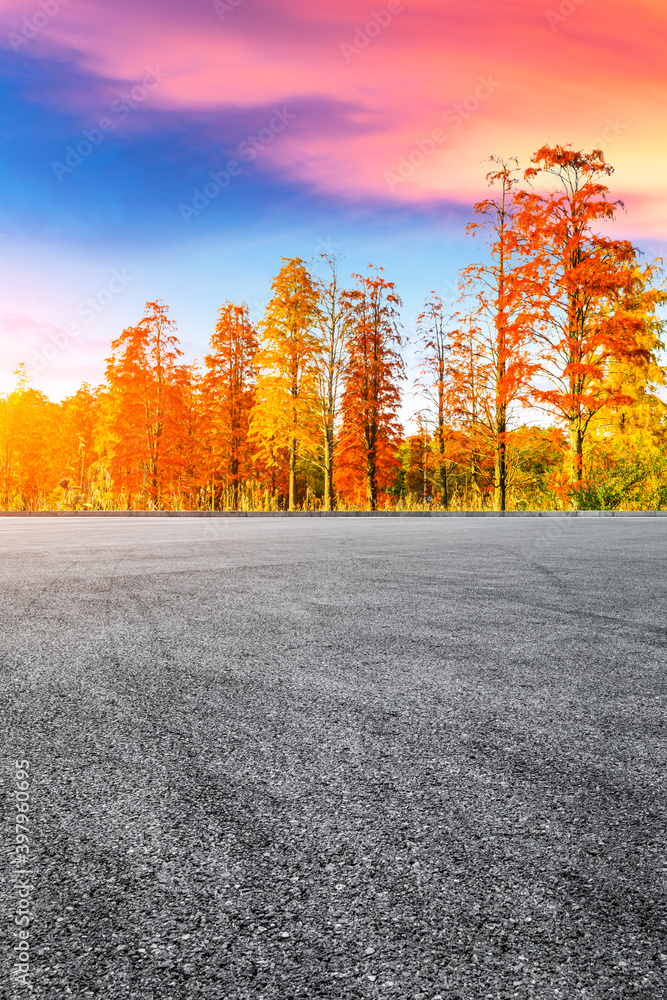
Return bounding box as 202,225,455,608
517,145,665,486
250,258,320,510
178,362,207,508
338,268,404,509
60,382,100,499
102,300,187,508
0,365,62,508
461,157,540,510
203,303,258,509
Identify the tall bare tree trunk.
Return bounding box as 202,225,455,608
493,188,508,513
436,383,449,509
323,423,334,510
494,405,507,511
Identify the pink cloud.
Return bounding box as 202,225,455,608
0,310,109,397
2,0,665,227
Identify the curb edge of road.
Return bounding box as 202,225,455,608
1,510,666,518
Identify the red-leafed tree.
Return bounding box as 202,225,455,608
460,157,540,509
102,300,187,507
203,302,258,509
516,145,665,486
338,268,404,509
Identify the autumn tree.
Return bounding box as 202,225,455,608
516,145,665,488
401,425,433,505
249,258,320,509
596,345,667,454
338,268,404,509
102,300,186,507
60,383,100,498
582,300,666,496
178,362,207,508
415,294,455,507
461,157,539,510
312,254,350,510
1,364,29,507
447,315,493,505
203,303,258,509
0,365,62,509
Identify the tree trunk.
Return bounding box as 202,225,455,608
288,439,297,510
151,463,159,509
323,423,334,511
435,419,448,509
494,406,507,511
439,462,448,509
366,440,377,511
470,451,482,509
231,456,239,511
494,187,508,514
569,418,584,484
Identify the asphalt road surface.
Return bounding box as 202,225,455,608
2,516,666,1000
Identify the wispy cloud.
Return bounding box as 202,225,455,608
0,0,663,218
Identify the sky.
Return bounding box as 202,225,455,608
1,0,666,405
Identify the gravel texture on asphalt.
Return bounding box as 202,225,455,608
1,516,666,1000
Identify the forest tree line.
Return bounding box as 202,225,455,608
2,145,667,512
